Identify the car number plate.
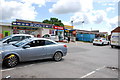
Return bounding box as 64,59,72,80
112,41,116,43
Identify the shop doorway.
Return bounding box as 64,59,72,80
3,31,10,37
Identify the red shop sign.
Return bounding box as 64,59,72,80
53,26,64,30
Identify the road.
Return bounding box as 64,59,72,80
1,41,119,78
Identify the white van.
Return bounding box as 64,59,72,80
110,32,120,48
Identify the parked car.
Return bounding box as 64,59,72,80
0,34,34,46
110,32,120,48
1,38,67,67
42,34,59,41
93,38,110,45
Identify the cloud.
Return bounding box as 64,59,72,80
49,0,93,14
21,0,46,7
108,16,118,27
106,7,115,12
62,21,71,25
70,10,107,26
94,0,120,3
0,0,48,20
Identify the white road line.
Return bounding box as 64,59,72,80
96,66,105,71
81,71,95,78
80,66,105,78
1,68,15,72
1,64,35,72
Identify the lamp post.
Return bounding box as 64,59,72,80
71,20,74,37
82,21,84,30
71,20,74,27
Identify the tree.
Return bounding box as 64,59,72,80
42,18,64,27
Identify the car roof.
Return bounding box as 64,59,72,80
11,34,34,37
29,37,56,42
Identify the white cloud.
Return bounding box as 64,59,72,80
94,0,120,3
0,0,48,20
70,10,107,25
92,10,107,24
106,7,115,12
108,16,118,27
62,21,71,25
49,0,81,14
21,0,46,7
49,0,93,14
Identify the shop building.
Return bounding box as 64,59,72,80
12,19,54,37
0,19,56,39
76,29,108,42
64,25,74,37
53,25,64,40
0,22,12,39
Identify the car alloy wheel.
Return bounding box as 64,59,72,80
4,54,18,68
53,52,62,61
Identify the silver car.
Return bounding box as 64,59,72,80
1,38,67,67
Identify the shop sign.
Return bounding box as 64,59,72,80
53,26,64,30
64,25,74,29
12,22,53,29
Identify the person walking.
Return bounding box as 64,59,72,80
68,36,70,43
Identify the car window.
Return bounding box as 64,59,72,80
26,36,31,39
43,34,50,38
102,38,106,40
0,35,12,41
13,39,31,47
26,40,45,47
21,36,26,40
45,40,55,45
11,36,22,42
51,35,55,36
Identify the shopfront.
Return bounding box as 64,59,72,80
12,19,53,37
0,22,12,39
53,26,64,40
64,25,74,37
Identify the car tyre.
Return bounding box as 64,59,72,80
3,54,19,68
111,45,114,48
53,52,62,62
102,43,104,46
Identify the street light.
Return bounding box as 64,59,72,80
71,20,74,27
82,21,84,30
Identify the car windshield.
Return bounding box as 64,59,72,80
95,37,102,39
51,35,55,36
0,35,12,41
13,39,31,47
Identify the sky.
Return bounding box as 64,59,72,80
0,0,120,34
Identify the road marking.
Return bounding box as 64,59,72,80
1,68,15,72
1,64,35,72
80,66,105,78
81,71,95,78
96,66,105,71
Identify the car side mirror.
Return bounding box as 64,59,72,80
23,45,30,49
